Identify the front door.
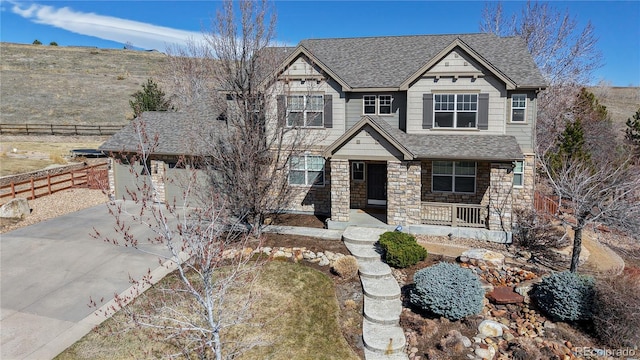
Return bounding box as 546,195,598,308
367,163,387,206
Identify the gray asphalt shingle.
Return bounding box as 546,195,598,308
300,33,545,88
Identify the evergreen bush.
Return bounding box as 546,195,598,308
378,231,427,268
410,262,484,320
532,271,595,321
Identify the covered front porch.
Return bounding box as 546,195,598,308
323,116,526,232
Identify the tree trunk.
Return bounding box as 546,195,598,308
570,224,583,272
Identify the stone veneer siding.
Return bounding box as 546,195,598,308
330,159,350,222
512,154,535,209
107,158,116,200
387,160,422,225
487,162,515,231
150,160,166,203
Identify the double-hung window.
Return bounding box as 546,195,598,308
363,95,393,115
432,161,476,193
289,155,325,186
513,161,524,187
511,94,527,122
287,94,323,127
352,162,365,181
434,94,478,128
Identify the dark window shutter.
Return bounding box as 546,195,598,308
478,93,489,130
277,95,285,127
324,94,333,128
422,93,433,129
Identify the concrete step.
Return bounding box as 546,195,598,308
364,297,402,325
344,242,382,262
359,260,392,279
363,319,406,356
343,226,387,245
362,276,401,300
364,348,409,360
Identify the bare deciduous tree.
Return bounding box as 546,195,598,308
480,1,603,152
164,0,326,234
96,119,264,359
540,154,640,272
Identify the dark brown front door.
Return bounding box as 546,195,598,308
367,163,387,206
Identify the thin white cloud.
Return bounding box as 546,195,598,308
8,1,204,50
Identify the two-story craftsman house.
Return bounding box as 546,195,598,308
266,33,545,231
102,33,545,233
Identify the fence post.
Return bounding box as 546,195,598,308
47,174,52,194
74,125,78,135
71,171,75,187
26,124,29,135
10,182,16,199
30,178,35,199
451,204,457,227
50,124,54,135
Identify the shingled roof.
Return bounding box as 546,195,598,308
325,116,524,161
296,33,546,89
99,110,223,155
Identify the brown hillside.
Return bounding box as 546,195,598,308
0,42,166,125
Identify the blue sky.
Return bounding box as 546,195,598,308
1,1,639,86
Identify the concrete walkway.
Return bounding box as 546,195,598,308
342,226,409,360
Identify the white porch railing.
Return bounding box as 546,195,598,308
421,202,488,228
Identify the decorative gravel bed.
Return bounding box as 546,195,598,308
0,188,109,233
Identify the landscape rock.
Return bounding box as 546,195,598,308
0,198,31,219
478,320,507,338
475,344,496,359
461,249,505,267
487,286,524,305
514,279,541,304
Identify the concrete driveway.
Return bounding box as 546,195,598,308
1,201,173,359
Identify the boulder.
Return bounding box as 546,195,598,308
478,319,507,338
487,286,525,305
461,249,505,267
0,198,31,219
515,278,541,304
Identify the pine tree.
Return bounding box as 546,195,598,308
129,78,174,117
625,108,640,157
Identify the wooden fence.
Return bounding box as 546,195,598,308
0,164,109,205
0,123,125,136
534,191,559,215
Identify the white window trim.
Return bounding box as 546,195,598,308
512,160,524,188
352,161,365,182
511,94,527,123
363,95,393,115
431,161,477,194
288,155,325,187
433,93,478,129
286,94,324,128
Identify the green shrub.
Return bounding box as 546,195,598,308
410,262,484,320
378,231,427,268
532,271,595,321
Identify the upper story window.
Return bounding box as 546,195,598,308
363,95,393,115
511,94,527,122
287,94,323,127
434,94,477,128
289,155,325,186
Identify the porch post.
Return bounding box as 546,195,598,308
387,160,421,226
488,162,514,231
330,159,350,222
107,158,116,200
150,160,166,203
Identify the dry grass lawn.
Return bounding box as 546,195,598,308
0,139,106,176
56,261,359,360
